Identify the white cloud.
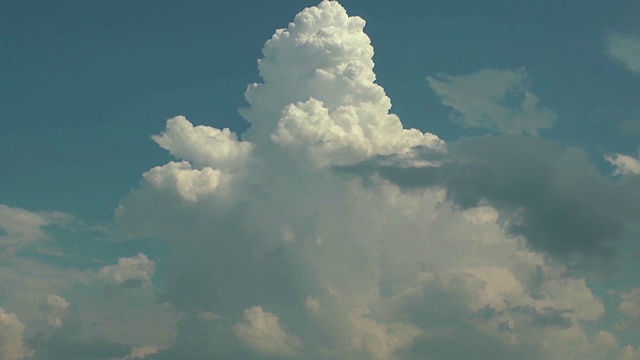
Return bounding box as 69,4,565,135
606,154,640,175
114,1,629,359
243,0,444,167
233,306,303,357
0,205,73,253
427,68,557,135
142,161,228,202
46,295,69,309
152,116,253,171
619,288,640,319
0,308,33,360
98,253,155,287
120,346,158,359
44,295,69,328
608,33,640,74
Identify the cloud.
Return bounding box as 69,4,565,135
120,346,158,360
618,345,640,360
616,288,640,331
427,68,557,135
0,204,74,253
0,204,178,360
28,324,132,360
619,120,640,136
98,254,155,288
233,307,303,357
342,135,640,260
0,308,33,360
112,1,637,359
152,116,254,172
46,295,69,310
608,33,640,74
44,295,70,328
606,153,640,175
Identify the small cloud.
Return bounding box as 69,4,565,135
98,253,156,288
0,205,77,254
617,345,639,360
47,315,62,328
606,154,640,175
233,306,303,357
427,68,557,136
607,32,640,74
618,288,640,329
46,294,70,309
619,120,640,136
121,346,158,359
43,295,69,328
0,307,34,360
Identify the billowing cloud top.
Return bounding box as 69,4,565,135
244,0,445,167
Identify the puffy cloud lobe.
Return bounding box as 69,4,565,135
606,154,640,175
116,116,253,211
0,308,33,360
143,161,228,202
98,254,155,287
46,295,69,310
427,68,557,135
233,307,302,357
152,116,253,171
608,33,640,74
45,295,69,328
273,98,444,167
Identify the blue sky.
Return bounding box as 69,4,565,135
1,1,640,359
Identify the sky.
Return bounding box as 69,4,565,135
1,0,640,359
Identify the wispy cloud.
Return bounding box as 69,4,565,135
427,68,557,136
608,32,640,74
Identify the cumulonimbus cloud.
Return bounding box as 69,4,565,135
112,1,640,359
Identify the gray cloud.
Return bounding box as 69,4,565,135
339,135,640,261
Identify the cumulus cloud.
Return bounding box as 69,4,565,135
44,295,70,328
152,116,254,172
606,153,640,175
608,33,640,74
113,1,637,359
98,254,155,287
233,307,302,357
616,288,640,331
0,308,33,360
427,68,557,135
